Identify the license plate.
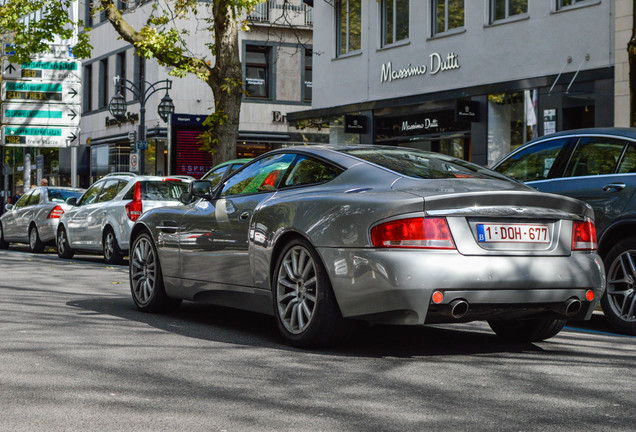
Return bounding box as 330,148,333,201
476,223,550,243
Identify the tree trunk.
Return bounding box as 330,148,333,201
209,0,243,165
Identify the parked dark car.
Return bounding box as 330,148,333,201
492,127,636,335
128,145,604,347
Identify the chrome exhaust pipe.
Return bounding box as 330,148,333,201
562,298,582,317
450,299,470,319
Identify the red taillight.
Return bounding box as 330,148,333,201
47,205,64,219
163,178,182,182
125,181,143,221
371,217,456,249
572,219,597,251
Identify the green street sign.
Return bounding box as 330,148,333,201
1,125,79,148
1,80,80,103
2,103,81,127
2,58,82,83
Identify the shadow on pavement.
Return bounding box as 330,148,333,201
67,295,553,358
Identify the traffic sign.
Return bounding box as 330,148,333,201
129,152,139,172
2,103,81,127
1,80,81,104
1,126,79,148
136,140,149,151
2,58,81,82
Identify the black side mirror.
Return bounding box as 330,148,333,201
190,180,214,200
66,197,77,206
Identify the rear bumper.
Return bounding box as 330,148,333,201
317,248,606,325
38,219,60,243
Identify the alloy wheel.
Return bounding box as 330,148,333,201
57,230,66,254
606,249,636,323
130,236,156,306
104,232,115,261
276,245,318,334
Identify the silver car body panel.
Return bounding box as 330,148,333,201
134,146,605,325
0,187,83,244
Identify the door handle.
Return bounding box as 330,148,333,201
602,183,626,192
239,211,251,222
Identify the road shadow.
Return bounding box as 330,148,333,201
67,295,555,358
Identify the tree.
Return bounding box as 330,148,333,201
0,0,264,164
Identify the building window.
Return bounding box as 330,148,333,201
116,51,127,99
134,54,145,103
83,65,92,112
557,0,588,9
491,0,527,22
98,58,108,109
304,49,312,102
84,1,93,27
433,0,464,35
245,45,270,99
336,0,361,56
381,0,409,46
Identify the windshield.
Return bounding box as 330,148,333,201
340,148,511,181
47,188,83,203
141,181,189,201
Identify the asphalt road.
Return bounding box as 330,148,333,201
0,248,634,431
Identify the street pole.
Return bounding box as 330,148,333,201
138,59,146,174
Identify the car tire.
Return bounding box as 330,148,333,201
601,237,636,335
272,237,352,347
56,226,74,259
0,223,9,249
28,225,45,253
488,318,567,342
129,232,182,313
103,228,124,265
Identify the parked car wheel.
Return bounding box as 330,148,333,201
56,226,74,259
129,232,182,312
0,223,9,250
103,228,124,265
601,237,636,335
488,318,567,342
273,237,350,347
28,225,45,253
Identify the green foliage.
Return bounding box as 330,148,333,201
0,0,92,62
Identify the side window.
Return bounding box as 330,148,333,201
15,191,33,209
203,165,230,187
564,138,626,177
97,179,120,203
79,182,103,206
284,156,343,187
495,139,569,182
618,143,636,174
115,180,128,195
221,154,296,197
28,188,42,206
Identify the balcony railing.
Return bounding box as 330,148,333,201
248,1,313,27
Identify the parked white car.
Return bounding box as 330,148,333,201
56,173,191,263
0,186,85,253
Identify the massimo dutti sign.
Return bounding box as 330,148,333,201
380,52,460,83
375,110,469,141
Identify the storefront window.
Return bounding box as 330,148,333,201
487,90,538,166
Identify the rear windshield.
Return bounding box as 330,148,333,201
47,188,83,203
340,148,510,180
141,181,188,201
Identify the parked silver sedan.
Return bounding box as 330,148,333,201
0,186,84,253
129,145,606,347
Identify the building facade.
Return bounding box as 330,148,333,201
75,0,313,184
289,0,623,166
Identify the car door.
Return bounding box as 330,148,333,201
3,190,33,240
66,181,104,248
179,153,296,286
89,179,121,248
21,188,43,241
530,136,636,236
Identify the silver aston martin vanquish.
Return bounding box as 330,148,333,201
128,145,605,347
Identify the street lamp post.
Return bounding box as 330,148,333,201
108,73,175,174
